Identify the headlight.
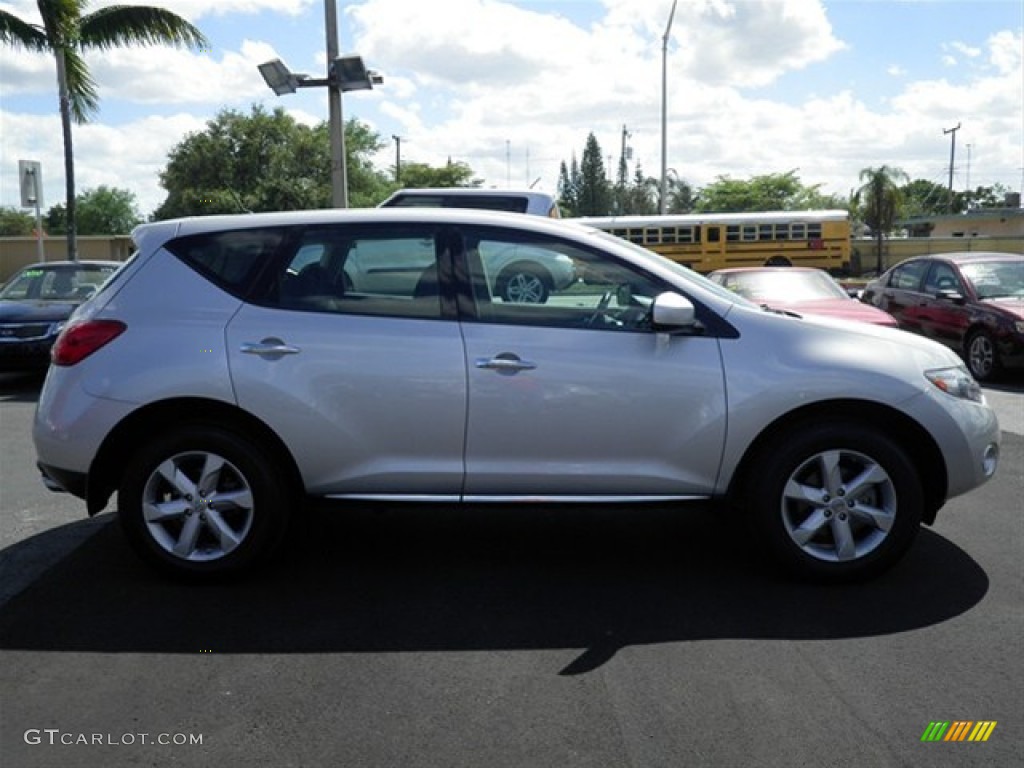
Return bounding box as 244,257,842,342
1014,320,1024,334
925,366,983,403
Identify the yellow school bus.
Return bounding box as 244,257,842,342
576,210,852,273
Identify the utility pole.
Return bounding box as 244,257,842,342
965,143,972,193
619,125,631,186
660,0,678,215
943,123,960,213
325,0,347,207
392,135,403,183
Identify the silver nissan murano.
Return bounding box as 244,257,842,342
34,208,1000,581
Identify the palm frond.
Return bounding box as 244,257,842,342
80,6,208,50
0,11,49,50
61,46,100,123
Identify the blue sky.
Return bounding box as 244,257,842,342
1,0,1021,217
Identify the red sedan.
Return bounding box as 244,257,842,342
860,252,1024,381
707,267,898,327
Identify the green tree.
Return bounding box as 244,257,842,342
854,165,909,274
664,170,697,213
696,171,840,212
44,185,141,234
577,133,611,216
153,106,392,219
0,206,35,236
0,1,207,259
959,183,1012,210
391,160,480,190
557,156,581,216
900,178,949,218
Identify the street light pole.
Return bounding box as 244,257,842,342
392,135,403,183
660,0,678,215
325,0,347,208
943,122,960,214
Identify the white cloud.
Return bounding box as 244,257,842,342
1,0,1020,216
91,40,281,105
0,0,313,24
0,110,208,215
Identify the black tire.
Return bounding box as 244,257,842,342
744,423,923,582
497,264,550,304
965,329,1000,382
118,425,290,579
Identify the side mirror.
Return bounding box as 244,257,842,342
936,289,966,305
651,291,698,331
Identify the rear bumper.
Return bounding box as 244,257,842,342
37,461,88,500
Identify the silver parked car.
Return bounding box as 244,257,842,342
34,209,1000,582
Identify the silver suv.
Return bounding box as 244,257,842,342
34,209,1000,581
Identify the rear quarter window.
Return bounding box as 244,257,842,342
165,228,287,298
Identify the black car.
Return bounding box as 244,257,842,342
860,251,1024,381
0,260,121,371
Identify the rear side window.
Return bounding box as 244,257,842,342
166,228,287,297
889,260,929,291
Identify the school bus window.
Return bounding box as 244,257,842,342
760,224,774,240
742,225,758,241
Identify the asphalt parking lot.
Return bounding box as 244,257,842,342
1,370,1021,767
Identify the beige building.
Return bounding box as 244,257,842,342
0,235,134,283
902,207,1024,239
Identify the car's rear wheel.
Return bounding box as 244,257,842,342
118,425,289,578
966,329,999,382
745,423,923,582
497,265,550,303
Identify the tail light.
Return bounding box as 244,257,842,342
51,319,126,366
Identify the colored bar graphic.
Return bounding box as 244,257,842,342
921,721,996,742
969,722,997,742
945,721,972,741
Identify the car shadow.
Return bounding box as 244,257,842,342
0,502,988,675
0,371,46,402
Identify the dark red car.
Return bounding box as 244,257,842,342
860,252,1024,381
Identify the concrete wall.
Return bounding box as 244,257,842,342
0,236,134,283
852,235,1024,274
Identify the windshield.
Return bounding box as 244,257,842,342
712,269,847,303
0,263,120,301
959,259,1024,299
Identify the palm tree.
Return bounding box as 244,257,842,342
854,165,909,274
0,1,207,260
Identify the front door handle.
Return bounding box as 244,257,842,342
475,353,537,373
240,338,301,358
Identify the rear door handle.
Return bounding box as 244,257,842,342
240,338,301,358
475,353,537,373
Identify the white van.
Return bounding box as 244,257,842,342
379,187,561,218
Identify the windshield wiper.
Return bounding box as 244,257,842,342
760,303,801,318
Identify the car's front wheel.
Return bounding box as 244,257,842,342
118,425,289,578
745,423,923,582
966,329,999,382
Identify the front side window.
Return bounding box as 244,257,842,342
923,261,963,294
463,229,664,332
